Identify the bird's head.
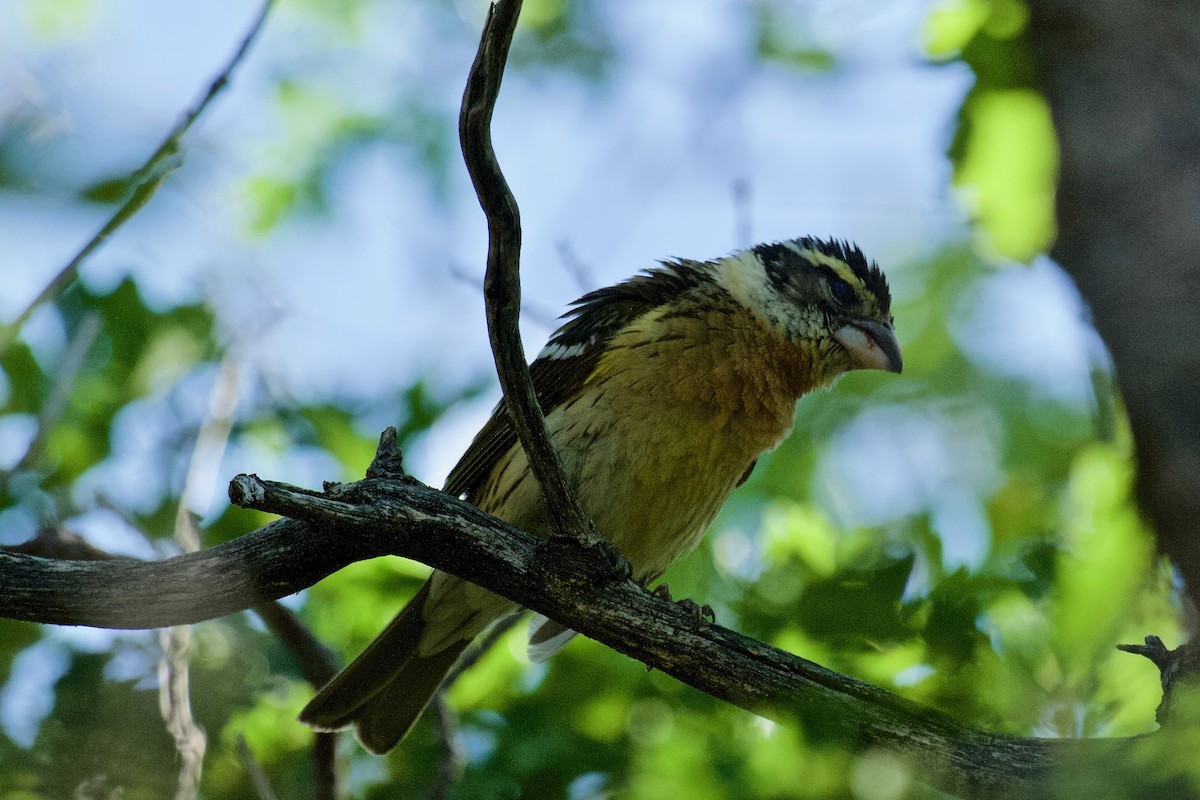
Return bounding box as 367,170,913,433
714,237,901,377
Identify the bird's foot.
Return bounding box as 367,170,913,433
650,583,716,627
540,532,632,583
643,583,713,673
579,533,632,581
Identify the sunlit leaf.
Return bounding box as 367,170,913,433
954,89,1057,261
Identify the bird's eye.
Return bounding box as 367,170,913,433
830,277,854,304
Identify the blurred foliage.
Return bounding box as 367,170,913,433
754,3,838,73
246,81,456,234
509,0,614,78
238,0,613,237
0,0,1185,799
927,0,1056,262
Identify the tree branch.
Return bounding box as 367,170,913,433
0,448,1156,798
458,0,594,540
158,624,205,800
254,601,340,689
250,601,341,800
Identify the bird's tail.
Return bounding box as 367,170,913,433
299,582,469,754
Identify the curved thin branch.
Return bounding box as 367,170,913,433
0,461,1144,798
254,602,340,688
457,0,595,539
251,601,340,800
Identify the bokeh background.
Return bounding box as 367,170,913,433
0,0,1178,798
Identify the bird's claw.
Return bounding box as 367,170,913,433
541,532,632,582
580,533,632,581
681,598,717,626
650,583,715,627
640,584,714,672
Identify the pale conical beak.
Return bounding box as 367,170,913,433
832,320,903,373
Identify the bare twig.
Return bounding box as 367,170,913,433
1118,635,1200,725
160,504,206,800
176,358,240,548
252,555,342,800
159,354,243,800
1118,635,1176,673
0,0,277,354
236,734,281,800
254,601,340,688
244,602,343,800
458,0,594,540
420,614,523,800
159,623,206,800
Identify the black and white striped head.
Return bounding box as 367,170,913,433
534,237,900,377
714,237,901,373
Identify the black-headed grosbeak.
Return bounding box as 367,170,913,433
300,237,901,753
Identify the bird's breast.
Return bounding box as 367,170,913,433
549,303,814,579
474,302,821,582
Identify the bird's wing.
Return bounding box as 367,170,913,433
443,260,710,501
442,345,603,500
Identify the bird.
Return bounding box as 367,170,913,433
299,236,901,753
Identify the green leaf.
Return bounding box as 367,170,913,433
954,89,1057,261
